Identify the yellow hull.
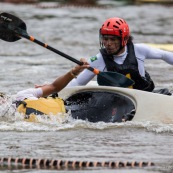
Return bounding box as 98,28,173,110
146,43,173,51
17,97,66,123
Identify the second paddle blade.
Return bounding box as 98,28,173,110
97,71,134,87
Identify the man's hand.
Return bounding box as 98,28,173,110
71,58,90,76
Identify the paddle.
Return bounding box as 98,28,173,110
0,12,134,87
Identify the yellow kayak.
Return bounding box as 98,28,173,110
17,96,66,122
146,43,173,51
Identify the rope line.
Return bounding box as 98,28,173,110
35,4,107,9
0,157,154,169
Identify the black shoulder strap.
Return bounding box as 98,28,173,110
125,42,138,66
100,48,115,71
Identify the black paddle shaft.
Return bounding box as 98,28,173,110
22,34,95,72
23,34,83,65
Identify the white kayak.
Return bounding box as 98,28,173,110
59,85,173,123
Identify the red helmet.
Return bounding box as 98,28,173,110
100,17,130,47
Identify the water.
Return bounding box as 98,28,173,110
0,1,173,172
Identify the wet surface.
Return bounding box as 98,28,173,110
0,1,173,172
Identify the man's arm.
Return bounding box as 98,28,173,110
16,59,89,100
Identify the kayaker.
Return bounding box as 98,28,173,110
16,58,89,101
66,17,173,92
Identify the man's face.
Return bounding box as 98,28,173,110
102,35,121,55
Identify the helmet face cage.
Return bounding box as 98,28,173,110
99,33,121,49
100,17,130,48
